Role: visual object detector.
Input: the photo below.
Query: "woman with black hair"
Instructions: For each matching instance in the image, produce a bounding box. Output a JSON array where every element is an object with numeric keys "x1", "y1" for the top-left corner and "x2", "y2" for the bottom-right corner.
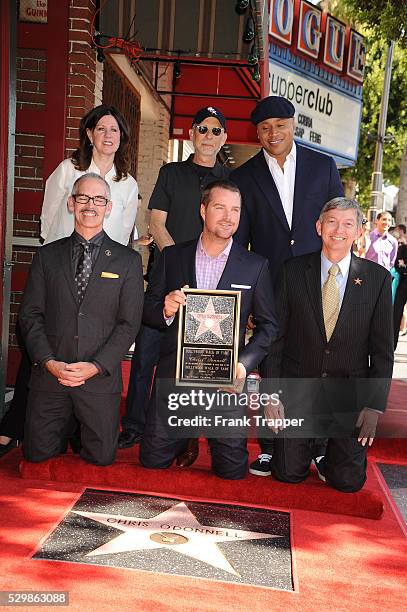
[{"x1": 40, "y1": 104, "x2": 138, "y2": 246}]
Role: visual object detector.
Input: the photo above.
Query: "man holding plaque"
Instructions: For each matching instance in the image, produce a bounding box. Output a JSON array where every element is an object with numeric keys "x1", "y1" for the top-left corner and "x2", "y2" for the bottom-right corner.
[
  {"x1": 140, "y1": 180, "x2": 278, "y2": 479},
  {"x1": 119, "y1": 106, "x2": 230, "y2": 457}
]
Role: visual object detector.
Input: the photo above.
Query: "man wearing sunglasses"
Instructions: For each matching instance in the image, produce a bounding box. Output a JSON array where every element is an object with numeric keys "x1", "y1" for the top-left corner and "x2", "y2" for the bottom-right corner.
[
  {"x1": 119, "y1": 107, "x2": 230, "y2": 467},
  {"x1": 148, "y1": 106, "x2": 228, "y2": 253},
  {"x1": 19, "y1": 173, "x2": 144, "y2": 466}
]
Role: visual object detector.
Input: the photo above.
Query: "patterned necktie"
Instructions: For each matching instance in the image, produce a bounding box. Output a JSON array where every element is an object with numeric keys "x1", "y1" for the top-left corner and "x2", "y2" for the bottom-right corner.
[
  {"x1": 322, "y1": 263, "x2": 340, "y2": 341},
  {"x1": 75, "y1": 243, "x2": 93, "y2": 303}
]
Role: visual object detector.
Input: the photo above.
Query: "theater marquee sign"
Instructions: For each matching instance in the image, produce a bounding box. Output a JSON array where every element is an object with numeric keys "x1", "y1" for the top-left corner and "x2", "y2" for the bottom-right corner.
[
  {"x1": 269, "y1": 61, "x2": 361, "y2": 162},
  {"x1": 269, "y1": 0, "x2": 364, "y2": 166}
]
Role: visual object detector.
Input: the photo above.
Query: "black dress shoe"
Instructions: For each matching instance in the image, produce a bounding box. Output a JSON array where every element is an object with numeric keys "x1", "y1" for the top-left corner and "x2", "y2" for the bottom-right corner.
[
  {"x1": 118, "y1": 430, "x2": 142, "y2": 449},
  {"x1": 68, "y1": 435, "x2": 82, "y2": 454},
  {"x1": 0, "y1": 439, "x2": 18, "y2": 458},
  {"x1": 176, "y1": 438, "x2": 199, "y2": 467}
]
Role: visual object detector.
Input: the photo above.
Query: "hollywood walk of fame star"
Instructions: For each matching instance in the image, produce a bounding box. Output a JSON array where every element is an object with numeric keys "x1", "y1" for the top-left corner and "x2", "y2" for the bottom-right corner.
[
  {"x1": 72, "y1": 501, "x2": 280, "y2": 576},
  {"x1": 189, "y1": 298, "x2": 230, "y2": 341},
  {"x1": 354, "y1": 277, "x2": 363, "y2": 285}
]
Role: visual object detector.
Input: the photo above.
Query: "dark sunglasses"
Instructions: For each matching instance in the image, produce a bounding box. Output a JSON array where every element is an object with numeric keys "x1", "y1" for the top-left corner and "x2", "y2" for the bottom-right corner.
[{"x1": 194, "y1": 124, "x2": 224, "y2": 136}]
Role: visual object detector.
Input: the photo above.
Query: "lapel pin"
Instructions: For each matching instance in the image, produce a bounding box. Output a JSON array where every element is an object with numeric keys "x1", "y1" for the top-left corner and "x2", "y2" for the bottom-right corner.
[
  {"x1": 354, "y1": 277, "x2": 362, "y2": 286},
  {"x1": 105, "y1": 249, "x2": 112, "y2": 256}
]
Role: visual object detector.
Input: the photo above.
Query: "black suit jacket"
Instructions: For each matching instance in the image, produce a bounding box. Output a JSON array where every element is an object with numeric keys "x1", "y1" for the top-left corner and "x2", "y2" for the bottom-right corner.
[
  {"x1": 143, "y1": 239, "x2": 279, "y2": 376},
  {"x1": 19, "y1": 233, "x2": 144, "y2": 394},
  {"x1": 230, "y1": 145, "x2": 344, "y2": 284},
  {"x1": 263, "y1": 251, "x2": 394, "y2": 413}
]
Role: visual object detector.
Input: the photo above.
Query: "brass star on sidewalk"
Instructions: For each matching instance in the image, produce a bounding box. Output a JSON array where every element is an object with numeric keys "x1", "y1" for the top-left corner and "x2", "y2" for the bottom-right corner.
[{"x1": 190, "y1": 297, "x2": 230, "y2": 340}]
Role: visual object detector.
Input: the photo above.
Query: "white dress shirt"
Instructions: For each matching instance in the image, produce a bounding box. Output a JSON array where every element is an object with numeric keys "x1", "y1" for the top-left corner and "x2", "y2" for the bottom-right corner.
[
  {"x1": 40, "y1": 158, "x2": 139, "y2": 245},
  {"x1": 320, "y1": 251, "x2": 352, "y2": 309},
  {"x1": 263, "y1": 143, "x2": 296, "y2": 228}
]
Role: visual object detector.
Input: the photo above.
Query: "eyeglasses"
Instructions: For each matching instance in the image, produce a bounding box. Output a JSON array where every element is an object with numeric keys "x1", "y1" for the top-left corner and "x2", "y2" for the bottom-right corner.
[
  {"x1": 194, "y1": 124, "x2": 224, "y2": 136},
  {"x1": 73, "y1": 194, "x2": 109, "y2": 207}
]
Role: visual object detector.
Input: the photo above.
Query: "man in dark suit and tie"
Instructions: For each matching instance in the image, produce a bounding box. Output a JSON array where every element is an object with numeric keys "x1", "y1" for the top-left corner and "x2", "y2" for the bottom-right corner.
[
  {"x1": 263, "y1": 197, "x2": 394, "y2": 492},
  {"x1": 19, "y1": 173, "x2": 144, "y2": 466},
  {"x1": 140, "y1": 179, "x2": 278, "y2": 479},
  {"x1": 230, "y1": 95, "x2": 344, "y2": 476}
]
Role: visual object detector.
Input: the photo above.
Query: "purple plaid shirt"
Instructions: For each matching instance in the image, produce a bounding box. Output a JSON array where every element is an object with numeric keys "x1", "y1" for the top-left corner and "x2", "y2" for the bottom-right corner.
[
  {"x1": 164, "y1": 236, "x2": 233, "y2": 324},
  {"x1": 195, "y1": 234, "x2": 233, "y2": 289}
]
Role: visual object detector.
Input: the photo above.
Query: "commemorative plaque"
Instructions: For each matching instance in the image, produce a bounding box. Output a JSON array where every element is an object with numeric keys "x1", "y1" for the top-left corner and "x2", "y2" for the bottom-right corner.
[{"x1": 176, "y1": 288, "x2": 241, "y2": 387}]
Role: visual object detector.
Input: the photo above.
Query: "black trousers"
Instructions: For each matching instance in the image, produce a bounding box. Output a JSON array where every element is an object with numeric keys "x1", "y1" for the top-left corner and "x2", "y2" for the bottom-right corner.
[
  {"x1": 0, "y1": 349, "x2": 31, "y2": 440},
  {"x1": 122, "y1": 324, "x2": 162, "y2": 434},
  {"x1": 394, "y1": 277, "x2": 407, "y2": 349},
  {"x1": 140, "y1": 377, "x2": 248, "y2": 480},
  {"x1": 140, "y1": 434, "x2": 248, "y2": 480},
  {"x1": 24, "y1": 388, "x2": 121, "y2": 466},
  {"x1": 270, "y1": 436, "x2": 368, "y2": 492}
]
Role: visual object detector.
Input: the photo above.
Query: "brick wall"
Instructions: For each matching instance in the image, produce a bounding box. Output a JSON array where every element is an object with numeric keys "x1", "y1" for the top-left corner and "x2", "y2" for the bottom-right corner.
[
  {"x1": 14, "y1": 50, "x2": 46, "y2": 240},
  {"x1": 135, "y1": 63, "x2": 172, "y2": 239},
  {"x1": 11, "y1": 50, "x2": 47, "y2": 364},
  {"x1": 8, "y1": 0, "x2": 98, "y2": 381},
  {"x1": 65, "y1": 0, "x2": 97, "y2": 159},
  {"x1": 136, "y1": 111, "x2": 171, "y2": 237},
  {"x1": 16, "y1": 48, "x2": 47, "y2": 109}
]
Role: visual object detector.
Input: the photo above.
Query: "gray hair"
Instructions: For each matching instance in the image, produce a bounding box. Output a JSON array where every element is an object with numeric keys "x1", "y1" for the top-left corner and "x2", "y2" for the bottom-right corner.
[
  {"x1": 71, "y1": 172, "x2": 111, "y2": 200},
  {"x1": 319, "y1": 197, "x2": 364, "y2": 228}
]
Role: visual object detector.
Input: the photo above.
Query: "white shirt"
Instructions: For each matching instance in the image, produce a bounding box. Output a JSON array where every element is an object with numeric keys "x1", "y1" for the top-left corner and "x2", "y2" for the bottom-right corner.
[
  {"x1": 320, "y1": 251, "x2": 352, "y2": 309},
  {"x1": 40, "y1": 158, "x2": 139, "y2": 245},
  {"x1": 263, "y1": 143, "x2": 296, "y2": 228}
]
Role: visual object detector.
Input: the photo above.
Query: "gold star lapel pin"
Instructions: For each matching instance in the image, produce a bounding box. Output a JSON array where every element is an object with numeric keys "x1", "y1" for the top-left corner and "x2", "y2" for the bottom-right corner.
[{"x1": 354, "y1": 277, "x2": 362, "y2": 286}]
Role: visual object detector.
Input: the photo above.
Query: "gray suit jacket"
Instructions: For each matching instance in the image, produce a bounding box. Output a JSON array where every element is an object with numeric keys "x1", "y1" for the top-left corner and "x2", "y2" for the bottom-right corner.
[{"x1": 19, "y1": 232, "x2": 144, "y2": 394}]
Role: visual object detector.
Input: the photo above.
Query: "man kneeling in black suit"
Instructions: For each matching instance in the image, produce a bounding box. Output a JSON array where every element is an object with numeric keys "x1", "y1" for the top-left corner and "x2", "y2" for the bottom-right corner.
[
  {"x1": 19, "y1": 173, "x2": 144, "y2": 466},
  {"x1": 263, "y1": 197, "x2": 394, "y2": 492},
  {"x1": 140, "y1": 179, "x2": 278, "y2": 479}
]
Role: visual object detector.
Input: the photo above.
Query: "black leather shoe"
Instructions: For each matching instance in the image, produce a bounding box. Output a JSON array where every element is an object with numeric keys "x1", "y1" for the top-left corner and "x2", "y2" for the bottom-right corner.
[
  {"x1": 68, "y1": 435, "x2": 82, "y2": 454},
  {"x1": 0, "y1": 439, "x2": 18, "y2": 458},
  {"x1": 118, "y1": 430, "x2": 142, "y2": 449},
  {"x1": 176, "y1": 438, "x2": 199, "y2": 467}
]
